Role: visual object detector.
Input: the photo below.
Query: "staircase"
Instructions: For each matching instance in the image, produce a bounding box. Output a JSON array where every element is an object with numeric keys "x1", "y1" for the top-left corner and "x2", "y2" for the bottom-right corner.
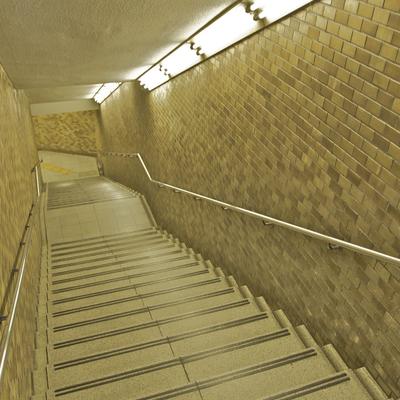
[{"x1": 32, "y1": 177, "x2": 393, "y2": 400}]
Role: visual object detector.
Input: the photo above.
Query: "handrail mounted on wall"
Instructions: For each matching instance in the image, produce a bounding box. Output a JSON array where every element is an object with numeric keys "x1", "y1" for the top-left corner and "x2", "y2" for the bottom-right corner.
[
  {"x1": 0, "y1": 161, "x2": 43, "y2": 387},
  {"x1": 103, "y1": 151, "x2": 400, "y2": 267}
]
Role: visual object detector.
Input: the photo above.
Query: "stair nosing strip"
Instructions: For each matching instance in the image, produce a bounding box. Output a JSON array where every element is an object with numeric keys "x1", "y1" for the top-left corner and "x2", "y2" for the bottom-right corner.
[
  {"x1": 52, "y1": 270, "x2": 214, "y2": 305},
  {"x1": 135, "y1": 348, "x2": 318, "y2": 400},
  {"x1": 51, "y1": 232, "x2": 157, "y2": 252},
  {"x1": 54, "y1": 313, "x2": 269, "y2": 369},
  {"x1": 52, "y1": 288, "x2": 235, "y2": 331},
  {"x1": 51, "y1": 244, "x2": 175, "y2": 268},
  {"x1": 259, "y1": 371, "x2": 350, "y2": 400},
  {"x1": 51, "y1": 248, "x2": 182, "y2": 271},
  {"x1": 51, "y1": 253, "x2": 188, "y2": 277},
  {"x1": 51, "y1": 259, "x2": 199, "y2": 286},
  {"x1": 51, "y1": 234, "x2": 164, "y2": 257},
  {"x1": 53, "y1": 299, "x2": 250, "y2": 349},
  {"x1": 51, "y1": 264, "x2": 205, "y2": 293},
  {"x1": 52, "y1": 329, "x2": 291, "y2": 396},
  {"x1": 51, "y1": 227, "x2": 155, "y2": 247},
  {"x1": 52, "y1": 277, "x2": 222, "y2": 314},
  {"x1": 51, "y1": 238, "x2": 168, "y2": 261}
]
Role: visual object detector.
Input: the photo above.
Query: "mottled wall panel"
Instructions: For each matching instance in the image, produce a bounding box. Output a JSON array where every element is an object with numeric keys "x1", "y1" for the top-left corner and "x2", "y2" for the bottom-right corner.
[
  {"x1": 0, "y1": 64, "x2": 42, "y2": 400},
  {"x1": 97, "y1": 0, "x2": 400, "y2": 396},
  {"x1": 33, "y1": 110, "x2": 99, "y2": 155}
]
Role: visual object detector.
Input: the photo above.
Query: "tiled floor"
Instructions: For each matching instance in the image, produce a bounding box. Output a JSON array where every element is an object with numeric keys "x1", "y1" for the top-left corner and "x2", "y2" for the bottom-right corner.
[
  {"x1": 39, "y1": 150, "x2": 99, "y2": 183},
  {"x1": 47, "y1": 197, "x2": 153, "y2": 242}
]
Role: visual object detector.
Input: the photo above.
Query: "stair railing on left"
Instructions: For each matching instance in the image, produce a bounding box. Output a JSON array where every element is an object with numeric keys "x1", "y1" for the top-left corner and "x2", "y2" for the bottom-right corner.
[
  {"x1": 0, "y1": 159, "x2": 43, "y2": 387},
  {"x1": 102, "y1": 151, "x2": 400, "y2": 267}
]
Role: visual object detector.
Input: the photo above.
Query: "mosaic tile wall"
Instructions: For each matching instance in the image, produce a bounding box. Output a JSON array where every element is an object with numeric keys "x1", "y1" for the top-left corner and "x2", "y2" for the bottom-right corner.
[
  {"x1": 97, "y1": 0, "x2": 400, "y2": 396},
  {"x1": 0, "y1": 64, "x2": 42, "y2": 399},
  {"x1": 33, "y1": 110, "x2": 99, "y2": 155}
]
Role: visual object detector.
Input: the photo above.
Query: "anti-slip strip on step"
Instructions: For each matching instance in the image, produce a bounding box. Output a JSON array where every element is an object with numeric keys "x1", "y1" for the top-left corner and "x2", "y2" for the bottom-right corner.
[
  {"x1": 50, "y1": 232, "x2": 161, "y2": 256},
  {"x1": 53, "y1": 299, "x2": 250, "y2": 349},
  {"x1": 51, "y1": 227, "x2": 155, "y2": 248},
  {"x1": 258, "y1": 372, "x2": 350, "y2": 400},
  {"x1": 52, "y1": 277, "x2": 223, "y2": 315},
  {"x1": 54, "y1": 313, "x2": 270, "y2": 370},
  {"x1": 52, "y1": 271, "x2": 216, "y2": 305},
  {"x1": 52, "y1": 329, "x2": 291, "y2": 396},
  {"x1": 47, "y1": 195, "x2": 135, "y2": 209},
  {"x1": 52, "y1": 288, "x2": 235, "y2": 331},
  {"x1": 48, "y1": 198, "x2": 135, "y2": 210},
  {"x1": 48, "y1": 192, "x2": 132, "y2": 200},
  {"x1": 51, "y1": 234, "x2": 165, "y2": 258},
  {"x1": 51, "y1": 233, "x2": 159, "y2": 254},
  {"x1": 51, "y1": 238, "x2": 168, "y2": 262},
  {"x1": 51, "y1": 259, "x2": 199, "y2": 286},
  {"x1": 51, "y1": 244, "x2": 176, "y2": 268},
  {"x1": 134, "y1": 348, "x2": 318, "y2": 400},
  {"x1": 51, "y1": 238, "x2": 175, "y2": 266},
  {"x1": 51, "y1": 248, "x2": 182, "y2": 271},
  {"x1": 51, "y1": 254, "x2": 191, "y2": 279},
  {"x1": 51, "y1": 263, "x2": 205, "y2": 293}
]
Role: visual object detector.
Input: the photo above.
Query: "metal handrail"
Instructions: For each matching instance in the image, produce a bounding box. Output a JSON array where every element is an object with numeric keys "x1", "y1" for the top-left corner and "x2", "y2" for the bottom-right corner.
[
  {"x1": 0, "y1": 164, "x2": 42, "y2": 387},
  {"x1": 104, "y1": 151, "x2": 400, "y2": 267}
]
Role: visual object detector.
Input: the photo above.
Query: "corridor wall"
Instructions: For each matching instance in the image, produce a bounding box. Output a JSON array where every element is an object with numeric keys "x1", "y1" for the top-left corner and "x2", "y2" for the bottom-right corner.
[{"x1": 0, "y1": 64, "x2": 42, "y2": 399}]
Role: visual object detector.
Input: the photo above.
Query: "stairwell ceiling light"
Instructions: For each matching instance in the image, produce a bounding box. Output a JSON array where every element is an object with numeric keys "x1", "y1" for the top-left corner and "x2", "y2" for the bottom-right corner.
[
  {"x1": 191, "y1": 4, "x2": 256, "y2": 58},
  {"x1": 137, "y1": 0, "x2": 313, "y2": 91},
  {"x1": 93, "y1": 82, "x2": 121, "y2": 103},
  {"x1": 161, "y1": 43, "x2": 201, "y2": 77},
  {"x1": 138, "y1": 66, "x2": 169, "y2": 90},
  {"x1": 254, "y1": 0, "x2": 312, "y2": 23}
]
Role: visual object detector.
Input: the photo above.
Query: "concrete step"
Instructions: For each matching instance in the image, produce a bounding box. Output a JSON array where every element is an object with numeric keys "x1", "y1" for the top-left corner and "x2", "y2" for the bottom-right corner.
[
  {"x1": 49, "y1": 275, "x2": 230, "y2": 314},
  {"x1": 50, "y1": 227, "x2": 157, "y2": 250},
  {"x1": 48, "y1": 287, "x2": 245, "y2": 340},
  {"x1": 50, "y1": 232, "x2": 166, "y2": 259},
  {"x1": 48, "y1": 295, "x2": 259, "y2": 344},
  {"x1": 49, "y1": 258, "x2": 203, "y2": 291},
  {"x1": 47, "y1": 297, "x2": 273, "y2": 365},
  {"x1": 47, "y1": 329, "x2": 306, "y2": 397},
  {"x1": 49, "y1": 248, "x2": 192, "y2": 280},
  {"x1": 49, "y1": 262, "x2": 213, "y2": 301},
  {"x1": 50, "y1": 241, "x2": 179, "y2": 270},
  {"x1": 49, "y1": 286, "x2": 238, "y2": 327},
  {"x1": 57, "y1": 347, "x2": 331, "y2": 400}
]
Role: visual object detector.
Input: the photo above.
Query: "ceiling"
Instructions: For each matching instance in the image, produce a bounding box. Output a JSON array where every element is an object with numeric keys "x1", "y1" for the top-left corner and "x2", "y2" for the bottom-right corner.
[{"x1": 0, "y1": 0, "x2": 234, "y2": 103}]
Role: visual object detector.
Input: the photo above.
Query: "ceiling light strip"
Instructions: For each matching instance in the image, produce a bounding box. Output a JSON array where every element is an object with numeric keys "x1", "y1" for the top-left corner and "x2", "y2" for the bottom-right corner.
[
  {"x1": 139, "y1": 0, "x2": 313, "y2": 91},
  {"x1": 93, "y1": 82, "x2": 122, "y2": 104}
]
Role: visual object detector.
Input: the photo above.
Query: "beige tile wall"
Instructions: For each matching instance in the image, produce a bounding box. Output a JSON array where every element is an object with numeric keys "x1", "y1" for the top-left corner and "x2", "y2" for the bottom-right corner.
[
  {"x1": 0, "y1": 64, "x2": 42, "y2": 400},
  {"x1": 97, "y1": 0, "x2": 399, "y2": 396},
  {"x1": 33, "y1": 110, "x2": 99, "y2": 155}
]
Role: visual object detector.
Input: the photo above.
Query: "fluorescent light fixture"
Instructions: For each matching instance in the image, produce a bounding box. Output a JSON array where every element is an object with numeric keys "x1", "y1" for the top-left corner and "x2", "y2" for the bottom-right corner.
[
  {"x1": 161, "y1": 43, "x2": 201, "y2": 77},
  {"x1": 93, "y1": 82, "x2": 121, "y2": 103},
  {"x1": 192, "y1": 4, "x2": 256, "y2": 58},
  {"x1": 138, "y1": 66, "x2": 169, "y2": 90},
  {"x1": 138, "y1": 0, "x2": 313, "y2": 91},
  {"x1": 254, "y1": 0, "x2": 312, "y2": 23}
]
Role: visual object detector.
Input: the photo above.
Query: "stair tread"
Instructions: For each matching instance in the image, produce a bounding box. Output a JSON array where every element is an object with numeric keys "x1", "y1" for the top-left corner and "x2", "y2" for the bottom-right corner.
[
  {"x1": 48, "y1": 328, "x2": 303, "y2": 392},
  {"x1": 49, "y1": 289, "x2": 243, "y2": 340},
  {"x1": 50, "y1": 276, "x2": 228, "y2": 313}
]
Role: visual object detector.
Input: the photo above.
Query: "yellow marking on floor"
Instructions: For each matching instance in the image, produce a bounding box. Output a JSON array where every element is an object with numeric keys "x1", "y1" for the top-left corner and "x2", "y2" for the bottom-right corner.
[{"x1": 42, "y1": 162, "x2": 74, "y2": 175}]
